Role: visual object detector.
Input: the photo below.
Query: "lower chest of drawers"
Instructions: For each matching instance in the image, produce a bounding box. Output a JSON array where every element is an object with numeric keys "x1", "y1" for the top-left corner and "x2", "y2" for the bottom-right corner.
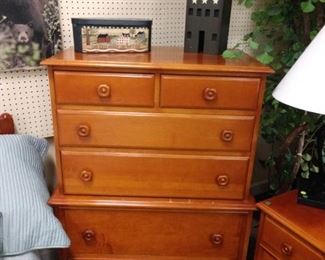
[{"x1": 52, "y1": 196, "x2": 254, "y2": 260}]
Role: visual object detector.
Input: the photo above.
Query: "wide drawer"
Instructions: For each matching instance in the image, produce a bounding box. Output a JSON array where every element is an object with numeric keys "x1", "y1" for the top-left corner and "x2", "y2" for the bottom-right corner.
[
  {"x1": 63, "y1": 208, "x2": 246, "y2": 259},
  {"x1": 260, "y1": 216, "x2": 323, "y2": 260},
  {"x1": 160, "y1": 75, "x2": 260, "y2": 110},
  {"x1": 57, "y1": 110, "x2": 255, "y2": 151},
  {"x1": 61, "y1": 150, "x2": 249, "y2": 199},
  {"x1": 54, "y1": 71, "x2": 155, "y2": 107}
]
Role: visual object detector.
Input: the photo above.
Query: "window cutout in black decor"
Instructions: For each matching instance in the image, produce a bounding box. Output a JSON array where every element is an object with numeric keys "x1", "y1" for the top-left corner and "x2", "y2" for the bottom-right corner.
[
  {"x1": 198, "y1": 30, "x2": 205, "y2": 53},
  {"x1": 214, "y1": 9, "x2": 220, "y2": 17},
  {"x1": 187, "y1": 31, "x2": 192, "y2": 39},
  {"x1": 212, "y1": 33, "x2": 217, "y2": 41},
  {"x1": 205, "y1": 9, "x2": 210, "y2": 17},
  {"x1": 197, "y1": 8, "x2": 202, "y2": 16},
  {"x1": 189, "y1": 8, "x2": 193, "y2": 16}
]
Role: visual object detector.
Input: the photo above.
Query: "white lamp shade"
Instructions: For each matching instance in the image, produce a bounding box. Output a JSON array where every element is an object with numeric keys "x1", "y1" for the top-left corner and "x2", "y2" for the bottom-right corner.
[{"x1": 272, "y1": 26, "x2": 325, "y2": 115}]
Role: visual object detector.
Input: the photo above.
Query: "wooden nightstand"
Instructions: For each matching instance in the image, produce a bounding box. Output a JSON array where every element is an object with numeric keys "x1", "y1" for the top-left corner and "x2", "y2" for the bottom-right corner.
[{"x1": 255, "y1": 190, "x2": 325, "y2": 260}]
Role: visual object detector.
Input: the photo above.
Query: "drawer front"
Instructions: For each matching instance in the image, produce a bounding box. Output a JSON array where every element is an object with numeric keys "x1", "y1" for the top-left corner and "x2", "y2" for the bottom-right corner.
[
  {"x1": 261, "y1": 216, "x2": 323, "y2": 260},
  {"x1": 64, "y1": 209, "x2": 246, "y2": 259},
  {"x1": 255, "y1": 246, "x2": 279, "y2": 260},
  {"x1": 61, "y1": 150, "x2": 249, "y2": 199},
  {"x1": 160, "y1": 75, "x2": 260, "y2": 110},
  {"x1": 57, "y1": 111, "x2": 255, "y2": 151},
  {"x1": 54, "y1": 71, "x2": 155, "y2": 107}
]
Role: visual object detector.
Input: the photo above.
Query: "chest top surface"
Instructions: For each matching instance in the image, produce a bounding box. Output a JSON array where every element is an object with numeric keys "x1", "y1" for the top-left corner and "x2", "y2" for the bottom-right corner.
[{"x1": 41, "y1": 47, "x2": 273, "y2": 75}]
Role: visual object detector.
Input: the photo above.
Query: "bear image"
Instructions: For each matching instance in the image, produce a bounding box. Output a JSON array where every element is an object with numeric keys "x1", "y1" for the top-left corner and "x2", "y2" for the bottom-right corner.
[
  {"x1": 0, "y1": 0, "x2": 46, "y2": 40},
  {"x1": 5, "y1": 22, "x2": 37, "y2": 68},
  {"x1": 0, "y1": 0, "x2": 62, "y2": 70},
  {"x1": 0, "y1": 0, "x2": 49, "y2": 57},
  {"x1": 11, "y1": 23, "x2": 34, "y2": 44}
]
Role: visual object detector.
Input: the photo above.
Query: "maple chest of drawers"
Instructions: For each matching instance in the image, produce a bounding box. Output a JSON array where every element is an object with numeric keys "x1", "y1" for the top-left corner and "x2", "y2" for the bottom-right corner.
[{"x1": 42, "y1": 47, "x2": 272, "y2": 259}]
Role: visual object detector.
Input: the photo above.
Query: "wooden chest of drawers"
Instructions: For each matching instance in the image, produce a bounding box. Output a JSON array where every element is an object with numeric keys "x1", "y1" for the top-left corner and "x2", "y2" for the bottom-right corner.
[{"x1": 42, "y1": 47, "x2": 273, "y2": 259}]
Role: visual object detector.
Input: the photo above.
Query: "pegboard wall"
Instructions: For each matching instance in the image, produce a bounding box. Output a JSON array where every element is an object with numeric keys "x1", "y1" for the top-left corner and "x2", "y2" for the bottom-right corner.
[{"x1": 0, "y1": 0, "x2": 257, "y2": 137}]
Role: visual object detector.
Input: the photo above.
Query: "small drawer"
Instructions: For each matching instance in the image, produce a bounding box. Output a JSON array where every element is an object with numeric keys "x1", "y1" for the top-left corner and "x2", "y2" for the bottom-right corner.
[
  {"x1": 63, "y1": 208, "x2": 245, "y2": 259},
  {"x1": 160, "y1": 75, "x2": 261, "y2": 110},
  {"x1": 261, "y1": 216, "x2": 323, "y2": 260},
  {"x1": 54, "y1": 71, "x2": 155, "y2": 107},
  {"x1": 61, "y1": 150, "x2": 249, "y2": 199},
  {"x1": 255, "y1": 245, "x2": 278, "y2": 260},
  {"x1": 57, "y1": 110, "x2": 255, "y2": 151}
]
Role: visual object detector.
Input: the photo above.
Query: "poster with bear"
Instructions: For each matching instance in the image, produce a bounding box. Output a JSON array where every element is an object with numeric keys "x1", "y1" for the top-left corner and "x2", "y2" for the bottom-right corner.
[{"x1": 0, "y1": 0, "x2": 62, "y2": 71}]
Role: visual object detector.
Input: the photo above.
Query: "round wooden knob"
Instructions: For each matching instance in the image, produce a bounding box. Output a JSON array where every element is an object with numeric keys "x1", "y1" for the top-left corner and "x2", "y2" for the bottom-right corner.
[
  {"x1": 216, "y1": 175, "x2": 229, "y2": 187},
  {"x1": 78, "y1": 124, "x2": 90, "y2": 137},
  {"x1": 221, "y1": 130, "x2": 234, "y2": 142},
  {"x1": 203, "y1": 88, "x2": 217, "y2": 101},
  {"x1": 281, "y1": 243, "x2": 293, "y2": 256},
  {"x1": 210, "y1": 233, "x2": 223, "y2": 246},
  {"x1": 82, "y1": 230, "x2": 96, "y2": 242},
  {"x1": 97, "y1": 84, "x2": 111, "y2": 98},
  {"x1": 80, "y1": 170, "x2": 93, "y2": 182}
]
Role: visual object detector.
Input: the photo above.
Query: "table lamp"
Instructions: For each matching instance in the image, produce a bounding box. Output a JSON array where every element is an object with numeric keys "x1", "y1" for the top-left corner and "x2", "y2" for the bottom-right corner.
[{"x1": 272, "y1": 25, "x2": 325, "y2": 208}]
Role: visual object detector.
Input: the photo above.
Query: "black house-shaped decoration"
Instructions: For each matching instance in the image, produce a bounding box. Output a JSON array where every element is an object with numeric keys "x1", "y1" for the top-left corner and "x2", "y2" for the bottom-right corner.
[{"x1": 184, "y1": 0, "x2": 233, "y2": 55}]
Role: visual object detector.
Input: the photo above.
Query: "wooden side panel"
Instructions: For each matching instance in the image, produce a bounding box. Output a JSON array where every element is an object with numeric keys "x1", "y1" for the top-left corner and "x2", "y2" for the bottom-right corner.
[
  {"x1": 57, "y1": 111, "x2": 255, "y2": 152},
  {"x1": 54, "y1": 71, "x2": 155, "y2": 107},
  {"x1": 160, "y1": 75, "x2": 260, "y2": 110},
  {"x1": 61, "y1": 150, "x2": 249, "y2": 199}
]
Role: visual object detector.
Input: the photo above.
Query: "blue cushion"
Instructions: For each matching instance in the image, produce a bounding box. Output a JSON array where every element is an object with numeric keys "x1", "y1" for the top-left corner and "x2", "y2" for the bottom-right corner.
[{"x1": 0, "y1": 135, "x2": 70, "y2": 257}]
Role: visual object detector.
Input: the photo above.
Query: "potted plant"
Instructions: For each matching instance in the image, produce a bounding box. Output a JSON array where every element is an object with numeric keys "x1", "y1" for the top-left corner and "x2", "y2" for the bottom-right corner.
[{"x1": 224, "y1": 0, "x2": 325, "y2": 194}]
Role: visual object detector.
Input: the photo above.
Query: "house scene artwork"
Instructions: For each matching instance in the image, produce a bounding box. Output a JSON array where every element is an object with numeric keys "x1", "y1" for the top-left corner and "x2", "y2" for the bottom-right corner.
[
  {"x1": 81, "y1": 26, "x2": 150, "y2": 53},
  {"x1": 0, "y1": 0, "x2": 62, "y2": 71}
]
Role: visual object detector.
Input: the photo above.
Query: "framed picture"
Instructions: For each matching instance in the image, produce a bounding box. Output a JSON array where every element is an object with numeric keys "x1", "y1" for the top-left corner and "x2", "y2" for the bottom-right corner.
[
  {"x1": 0, "y1": 0, "x2": 62, "y2": 71},
  {"x1": 72, "y1": 18, "x2": 152, "y2": 53}
]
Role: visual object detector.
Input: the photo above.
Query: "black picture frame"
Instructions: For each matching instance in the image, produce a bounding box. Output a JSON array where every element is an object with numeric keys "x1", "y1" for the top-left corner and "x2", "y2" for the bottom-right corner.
[{"x1": 72, "y1": 18, "x2": 152, "y2": 53}]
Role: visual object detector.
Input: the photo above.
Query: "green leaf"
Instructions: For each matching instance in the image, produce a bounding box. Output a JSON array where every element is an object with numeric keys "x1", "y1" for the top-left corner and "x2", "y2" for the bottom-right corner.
[
  {"x1": 301, "y1": 1, "x2": 315, "y2": 13},
  {"x1": 310, "y1": 164, "x2": 319, "y2": 173},
  {"x1": 264, "y1": 44, "x2": 274, "y2": 53},
  {"x1": 248, "y1": 38, "x2": 259, "y2": 50},
  {"x1": 267, "y1": 5, "x2": 282, "y2": 16},
  {"x1": 222, "y1": 49, "x2": 243, "y2": 59},
  {"x1": 256, "y1": 52, "x2": 274, "y2": 64},
  {"x1": 301, "y1": 170, "x2": 310, "y2": 179},
  {"x1": 243, "y1": 0, "x2": 254, "y2": 8},
  {"x1": 301, "y1": 162, "x2": 309, "y2": 171},
  {"x1": 303, "y1": 153, "x2": 312, "y2": 161},
  {"x1": 271, "y1": 62, "x2": 283, "y2": 71},
  {"x1": 310, "y1": 30, "x2": 318, "y2": 40}
]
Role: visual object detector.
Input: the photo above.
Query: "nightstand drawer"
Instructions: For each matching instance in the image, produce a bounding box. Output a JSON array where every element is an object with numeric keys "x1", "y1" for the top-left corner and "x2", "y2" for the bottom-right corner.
[
  {"x1": 256, "y1": 246, "x2": 278, "y2": 260},
  {"x1": 261, "y1": 216, "x2": 323, "y2": 260},
  {"x1": 54, "y1": 71, "x2": 155, "y2": 107},
  {"x1": 57, "y1": 110, "x2": 255, "y2": 151},
  {"x1": 61, "y1": 150, "x2": 249, "y2": 199},
  {"x1": 160, "y1": 75, "x2": 260, "y2": 110},
  {"x1": 64, "y1": 208, "x2": 244, "y2": 259}
]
